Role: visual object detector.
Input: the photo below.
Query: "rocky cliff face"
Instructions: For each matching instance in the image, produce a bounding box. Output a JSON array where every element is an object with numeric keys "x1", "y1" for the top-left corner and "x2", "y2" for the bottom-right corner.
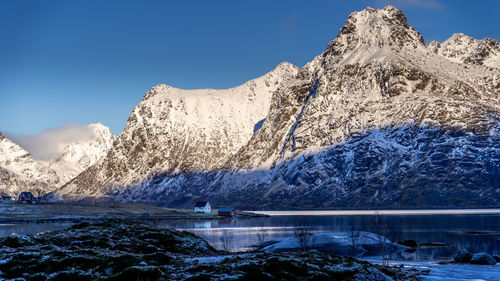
[
  {"x1": 57, "y1": 6, "x2": 500, "y2": 208},
  {"x1": 224, "y1": 6, "x2": 499, "y2": 170},
  {"x1": 0, "y1": 124, "x2": 114, "y2": 197},
  {"x1": 428, "y1": 33, "x2": 500, "y2": 68},
  {"x1": 58, "y1": 63, "x2": 299, "y2": 198}
]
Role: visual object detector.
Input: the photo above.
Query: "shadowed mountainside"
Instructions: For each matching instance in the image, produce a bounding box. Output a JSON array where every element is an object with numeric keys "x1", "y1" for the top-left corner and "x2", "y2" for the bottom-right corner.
[{"x1": 116, "y1": 126, "x2": 499, "y2": 209}]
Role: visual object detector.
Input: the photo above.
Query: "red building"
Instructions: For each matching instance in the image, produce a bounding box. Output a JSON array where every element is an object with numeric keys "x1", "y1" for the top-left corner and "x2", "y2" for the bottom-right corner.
[
  {"x1": 17, "y1": 192, "x2": 36, "y2": 203},
  {"x1": 218, "y1": 207, "x2": 235, "y2": 217}
]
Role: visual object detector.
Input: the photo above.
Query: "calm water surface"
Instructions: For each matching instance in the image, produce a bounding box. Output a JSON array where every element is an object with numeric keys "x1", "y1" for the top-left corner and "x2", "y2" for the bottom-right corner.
[
  {"x1": 159, "y1": 210, "x2": 500, "y2": 261},
  {"x1": 0, "y1": 223, "x2": 72, "y2": 236},
  {"x1": 1, "y1": 210, "x2": 500, "y2": 262}
]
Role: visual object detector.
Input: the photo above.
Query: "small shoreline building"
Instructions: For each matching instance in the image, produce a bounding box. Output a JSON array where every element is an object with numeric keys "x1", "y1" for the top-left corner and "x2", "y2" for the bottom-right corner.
[
  {"x1": 218, "y1": 207, "x2": 235, "y2": 217},
  {"x1": 194, "y1": 201, "x2": 211, "y2": 214},
  {"x1": 17, "y1": 192, "x2": 36, "y2": 204}
]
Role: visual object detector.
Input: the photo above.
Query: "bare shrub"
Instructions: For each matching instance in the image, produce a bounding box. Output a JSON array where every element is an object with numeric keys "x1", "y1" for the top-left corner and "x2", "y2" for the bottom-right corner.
[
  {"x1": 220, "y1": 229, "x2": 234, "y2": 252},
  {"x1": 348, "y1": 226, "x2": 361, "y2": 253},
  {"x1": 294, "y1": 219, "x2": 313, "y2": 252},
  {"x1": 385, "y1": 220, "x2": 401, "y2": 261},
  {"x1": 256, "y1": 224, "x2": 269, "y2": 246},
  {"x1": 371, "y1": 211, "x2": 390, "y2": 266}
]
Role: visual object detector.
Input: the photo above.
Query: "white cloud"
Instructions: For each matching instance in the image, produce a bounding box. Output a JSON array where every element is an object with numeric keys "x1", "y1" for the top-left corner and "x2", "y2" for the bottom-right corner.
[{"x1": 6, "y1": 123, "x2": 99, "y2": 160}]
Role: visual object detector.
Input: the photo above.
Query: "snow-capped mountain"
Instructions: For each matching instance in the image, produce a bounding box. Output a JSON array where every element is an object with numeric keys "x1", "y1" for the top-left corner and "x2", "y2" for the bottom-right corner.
[
  {"x1": 428, "y1": 33, "x2": 500, "y2": 68},
  {"x1": 58, "y1": 63, "x2": 299, "y2": 197},
  {"x1": 0, "y1": 132, "x2": 60, "y2": 196},
  {"x1": 58, "y1": 6, "x2": 500, "y2": 208},
  {"x1": 46, "y1": 123, "x2": 115, "y2": 185},
  {"x1": 0, "y1": 124, "x2": 114, "y2": 196}
]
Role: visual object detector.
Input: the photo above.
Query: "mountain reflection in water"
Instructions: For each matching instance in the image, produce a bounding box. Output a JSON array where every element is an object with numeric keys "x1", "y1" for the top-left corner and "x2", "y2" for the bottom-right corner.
[{"x1": 160, "y1": 209, "x2": 500, "y2": 261}]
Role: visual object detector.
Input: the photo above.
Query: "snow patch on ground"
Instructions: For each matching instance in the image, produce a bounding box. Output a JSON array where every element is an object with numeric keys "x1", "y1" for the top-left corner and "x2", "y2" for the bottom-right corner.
[{"x1": 383, "y1": 260, "x2": 500, "y2": 281}]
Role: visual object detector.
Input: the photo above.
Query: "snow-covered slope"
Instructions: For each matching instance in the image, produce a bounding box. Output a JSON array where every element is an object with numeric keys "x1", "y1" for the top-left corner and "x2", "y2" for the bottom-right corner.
[
  {"x1": 58, "y1": 63, "x2": 299, "y2": 198},
  {"x1": 58, "y1": 6, "x2": 500, "y2": 208},
  {"x1": 0, "y1": 124, "x2": 114, "y2": 197},
  {"x1": 223, "y1": 7, "x2": 499, "y2": 170},
  {"x1": 0, "y1": 132, "x2": 59, "y2": 196},
  {"x1": 211, "y1": 7, "x2": 500, "y2": 208},
  {"x1": 45, "y1": 123, "x2": 114, "y2": 184},
  {"x1": 428, "y1": 33, "x2": 500, "y2": 68}
]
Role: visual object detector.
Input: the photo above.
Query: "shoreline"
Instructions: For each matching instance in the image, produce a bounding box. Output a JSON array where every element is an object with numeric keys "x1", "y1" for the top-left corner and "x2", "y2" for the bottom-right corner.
[
  {"x1": 2, "y1": 203, "x2": 500, "y2": 223},
  {"x1": 1, "y1": 206, "x2": 499, "y2": 279},
  {"x1": 253, "y1": 208, "x2": 500, "y2": 216},
  {"x1": 0, "y1": 203, "x2": 267, "y2": 224},
  {"x1": 0, "y1": 219, "x2": 419, "y2": 280}
]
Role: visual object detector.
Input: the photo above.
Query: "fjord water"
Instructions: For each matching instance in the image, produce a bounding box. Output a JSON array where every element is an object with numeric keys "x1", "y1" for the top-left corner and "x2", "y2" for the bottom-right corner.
[
  {"x1": 1, "y1": 210, "x2": 500, "y2": 262},
  {"x1": 161, "y1": 210, "x2": 500, "y2": 261},
  {"x1": 0, "y1": 222, "x2": 72, "y2": 236}
]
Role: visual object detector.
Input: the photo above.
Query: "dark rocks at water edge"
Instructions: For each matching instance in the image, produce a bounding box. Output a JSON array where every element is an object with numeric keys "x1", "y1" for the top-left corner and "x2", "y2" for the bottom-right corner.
[
  {"x1": 454, "y1": 251, "x2": 497, "y2": 265},
  {"x1": 454, "y1": 251, "x2": 473, "y2": 263},
  {"x1": 470, "y1": 252, "x2": 497, "y2": 265},
  {"x1": 0, "y1": 219, "x2": 216, "y2": 281},
  {"x1": 398, "y1": 240, "x2": 419, "y2": 248},
  {"x1": 0, "y1": 220, "x2": 420, "y2": 281}
]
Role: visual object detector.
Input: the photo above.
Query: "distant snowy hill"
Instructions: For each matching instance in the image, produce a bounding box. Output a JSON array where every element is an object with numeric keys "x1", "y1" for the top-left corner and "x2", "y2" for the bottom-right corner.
[
  {"x1": 0, "y1": 132, "x2": 59, "y2": 196},
  {"x1": 57, "y1": 6, "x2": 500, "y2": 208},
  {"x1": 428, "y1": 33, "x2": 500, "y2": 68},
  {"x1": 0, "y1": 124, "x2": 114, "y2": 197},
  {"x1": 46, "y1": 123, "x2": 114, "y2": 185}
]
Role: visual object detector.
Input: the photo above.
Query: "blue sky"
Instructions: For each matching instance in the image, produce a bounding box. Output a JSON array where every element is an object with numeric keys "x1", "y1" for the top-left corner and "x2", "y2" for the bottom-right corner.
[{"x1": 1, "y1": 0, "x2": 499, "y2": 136}]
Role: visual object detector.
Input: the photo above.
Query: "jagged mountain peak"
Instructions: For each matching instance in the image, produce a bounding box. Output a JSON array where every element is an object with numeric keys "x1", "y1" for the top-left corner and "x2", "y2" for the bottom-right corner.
[
  {"x1": 444, "y1": 33, "x2": 500, "y2": 46},
  {"x1": 47, "y1": 123, "x2": 115, "y2": 185},
  {"x1": 327, "y1": 6, "x2": 424, "y2": 57},
  {"x1": 429, "y1": 32, "x2": 500, "y2": 68},
  {"x1": 274, "y1": 61, "x2": 298, "y2": 71},
  {"x1": 57, "y1": 123, "x2": 114, "y2": 161},
  {"x1": 448, "y1": 32, "x2": 473, "y2": 41},
  {"x1": 88, "y1": 122, "x2": 112, "y2": 135}
]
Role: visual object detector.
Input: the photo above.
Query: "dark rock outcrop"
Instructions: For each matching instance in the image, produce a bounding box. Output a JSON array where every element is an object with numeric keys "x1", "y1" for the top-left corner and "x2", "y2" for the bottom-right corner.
[
  {"x1": 454, "y1": 251, "x2": 473, "y2": 263},
  {"x1": 470, "y1": 252, "x2": 497, "y2": 265}
]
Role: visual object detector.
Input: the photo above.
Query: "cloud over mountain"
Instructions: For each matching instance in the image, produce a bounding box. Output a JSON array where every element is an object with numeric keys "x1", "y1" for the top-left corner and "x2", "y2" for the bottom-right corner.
[{"x1": 6, "y1": 123, "x2": 107, "y2": 161}]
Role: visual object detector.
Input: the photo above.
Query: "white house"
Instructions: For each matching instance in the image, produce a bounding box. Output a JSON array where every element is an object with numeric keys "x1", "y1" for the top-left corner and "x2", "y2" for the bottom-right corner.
[{"x1": 194, "y1": 201, "x2": 211, "y2": 214}]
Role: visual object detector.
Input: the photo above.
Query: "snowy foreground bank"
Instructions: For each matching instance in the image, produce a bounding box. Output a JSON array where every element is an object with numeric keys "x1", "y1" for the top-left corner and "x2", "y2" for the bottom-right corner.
[
  {"x1": 261, "y1": 232, "x2": 500, "y2": 280},
  {"x1": 261, "y1": 231, "x2": 404, "y2": 255},
  {"x1": 381, "y1": 260, "x2": 500, "y2": 281},
  {"x1": 0, "y1": 219, "x2": 419, "y2": 280}
]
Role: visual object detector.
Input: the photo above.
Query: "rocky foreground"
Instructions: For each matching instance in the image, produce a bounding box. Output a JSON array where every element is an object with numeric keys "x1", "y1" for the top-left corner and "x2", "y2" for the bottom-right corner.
[{"x1": 0, "y1": 220, "x2": 420, "y2": 280}]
